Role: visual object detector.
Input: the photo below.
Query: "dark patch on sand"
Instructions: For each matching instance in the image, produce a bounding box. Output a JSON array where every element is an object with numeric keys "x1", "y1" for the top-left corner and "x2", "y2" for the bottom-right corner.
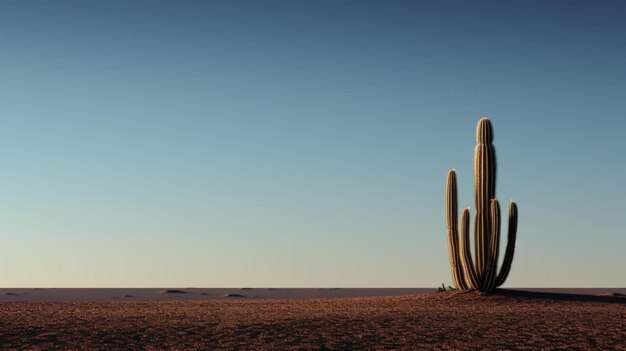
[
  {"x1": 597, "y1": 292, "x2": 625, "y2": 298},
  {"x1": 160, "y1": 289, "x2": 191, "y2": 294},
  {"x1": 224, "y1": 293, "x2": 246, "y2": 298},
  {"x1": 5, "y1": 292, "x2": 21, "y2": 296}
]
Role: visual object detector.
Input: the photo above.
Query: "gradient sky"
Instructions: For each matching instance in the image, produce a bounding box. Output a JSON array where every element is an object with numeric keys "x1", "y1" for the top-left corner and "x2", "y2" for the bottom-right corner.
[{"x1": 1, "y1": 1, "x2": 625, "y2": 287}]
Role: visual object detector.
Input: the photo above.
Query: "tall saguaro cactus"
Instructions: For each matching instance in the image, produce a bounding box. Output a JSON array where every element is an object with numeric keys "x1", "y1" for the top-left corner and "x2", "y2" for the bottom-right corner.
[{"x1": 445, "y1": 118, "x2": 518, "y2": 292}]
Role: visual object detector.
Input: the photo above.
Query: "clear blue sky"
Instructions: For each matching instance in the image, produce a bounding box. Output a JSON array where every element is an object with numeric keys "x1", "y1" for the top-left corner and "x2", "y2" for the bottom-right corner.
[{"x1": 1, "y1": 0, "x2": 624, "y2": 287}]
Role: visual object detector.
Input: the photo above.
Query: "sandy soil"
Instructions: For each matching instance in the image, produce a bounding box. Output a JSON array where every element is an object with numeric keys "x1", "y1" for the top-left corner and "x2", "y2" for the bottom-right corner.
[{"x1": 1, "y1": 289, "x2": 624, "y2": 350}]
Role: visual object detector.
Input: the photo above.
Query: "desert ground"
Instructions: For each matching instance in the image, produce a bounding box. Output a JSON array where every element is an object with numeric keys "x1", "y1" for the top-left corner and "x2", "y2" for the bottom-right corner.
[{"x1": 1, "y1": 288, "x2": 624, "y2": 350}]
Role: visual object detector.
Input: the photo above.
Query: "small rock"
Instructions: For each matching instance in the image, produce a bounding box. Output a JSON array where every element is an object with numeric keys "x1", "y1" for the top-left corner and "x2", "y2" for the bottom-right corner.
[
  {"x1": 223, "y1": 293, "x2": 246, "y2": 298},
  {"x1": 160, "y1": 289, "x2": 191, "y2": 294}
]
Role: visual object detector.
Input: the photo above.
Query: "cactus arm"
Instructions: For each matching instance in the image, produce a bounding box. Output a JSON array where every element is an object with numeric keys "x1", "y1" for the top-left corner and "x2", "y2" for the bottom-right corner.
[
  {"x1": 496, "y1": 201, "x2": 518, "y2": 287},
  {"x1": 484, "y1": 199, "x2": 501, "y2": 292},
  {"x1": 459, "y1": 207, "x2": 479, "y2": 290},
  {"x1": 445, "y1": 169, "x2": 467, "y2": 289}
]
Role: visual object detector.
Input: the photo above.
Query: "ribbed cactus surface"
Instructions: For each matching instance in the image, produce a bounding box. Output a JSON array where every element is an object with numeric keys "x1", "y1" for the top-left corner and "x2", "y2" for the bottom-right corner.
[
  {"x1": 445, "y1": 170, "x2": 467, "y2": 290},
  {"x1": 445, "y1": 118, "x2": 518, "y2": 292}
]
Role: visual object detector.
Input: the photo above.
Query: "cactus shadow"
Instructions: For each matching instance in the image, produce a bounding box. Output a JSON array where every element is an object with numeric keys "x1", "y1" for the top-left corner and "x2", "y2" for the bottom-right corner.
[{"x1": 496, "y1": 289, "x2": 626, "y2": 305}]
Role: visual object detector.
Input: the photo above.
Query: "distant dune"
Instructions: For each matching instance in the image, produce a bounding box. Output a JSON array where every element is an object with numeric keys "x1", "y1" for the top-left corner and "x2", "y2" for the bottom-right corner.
[
  {"x1": 0, "y1": 288, "x2": 435, "y2": 302},
  {"x1": 0, "y1": 287, "x2": 624, "y2": 302}
]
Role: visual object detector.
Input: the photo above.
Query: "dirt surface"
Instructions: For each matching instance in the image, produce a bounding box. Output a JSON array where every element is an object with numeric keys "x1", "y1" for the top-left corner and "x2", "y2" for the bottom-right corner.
[{"x1": 1, "y1": 289, "x2": 624, "y2": 350}]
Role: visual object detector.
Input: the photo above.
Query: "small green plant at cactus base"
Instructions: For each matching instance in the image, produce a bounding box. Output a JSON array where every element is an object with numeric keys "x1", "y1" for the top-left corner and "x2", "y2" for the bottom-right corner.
[
  {"x1": 445, "y1": 118, "x2": 519, "y2": 293},
  {"x1": 435, "y1": 283, "x2": 456, "y2": 292}
]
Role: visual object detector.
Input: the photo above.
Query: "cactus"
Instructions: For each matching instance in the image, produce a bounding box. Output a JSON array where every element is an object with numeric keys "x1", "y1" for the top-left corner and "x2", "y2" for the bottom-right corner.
[{"x1": 445, "y1": 118, "x2": 518, "y2": 292}]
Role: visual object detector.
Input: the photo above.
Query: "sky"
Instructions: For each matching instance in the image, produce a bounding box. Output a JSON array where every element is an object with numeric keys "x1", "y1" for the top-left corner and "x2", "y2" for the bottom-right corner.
[{"x1": 1, "y1": 0, "x2": 625, "y2": 288}]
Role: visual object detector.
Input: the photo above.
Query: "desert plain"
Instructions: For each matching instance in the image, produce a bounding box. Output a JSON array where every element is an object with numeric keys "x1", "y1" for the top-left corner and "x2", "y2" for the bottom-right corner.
[{"x1": 1, "y1": 287, "x2": 624, "y2": 350}]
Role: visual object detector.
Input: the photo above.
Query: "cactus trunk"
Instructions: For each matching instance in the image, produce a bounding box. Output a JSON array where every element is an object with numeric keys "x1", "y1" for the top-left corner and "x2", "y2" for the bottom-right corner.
[
  {"x1": 473, "y1": 119, "x2": 496, "y2": 285},
  {"x1": 444, "y1": 117, "x2": 519, "y2": 293}
]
